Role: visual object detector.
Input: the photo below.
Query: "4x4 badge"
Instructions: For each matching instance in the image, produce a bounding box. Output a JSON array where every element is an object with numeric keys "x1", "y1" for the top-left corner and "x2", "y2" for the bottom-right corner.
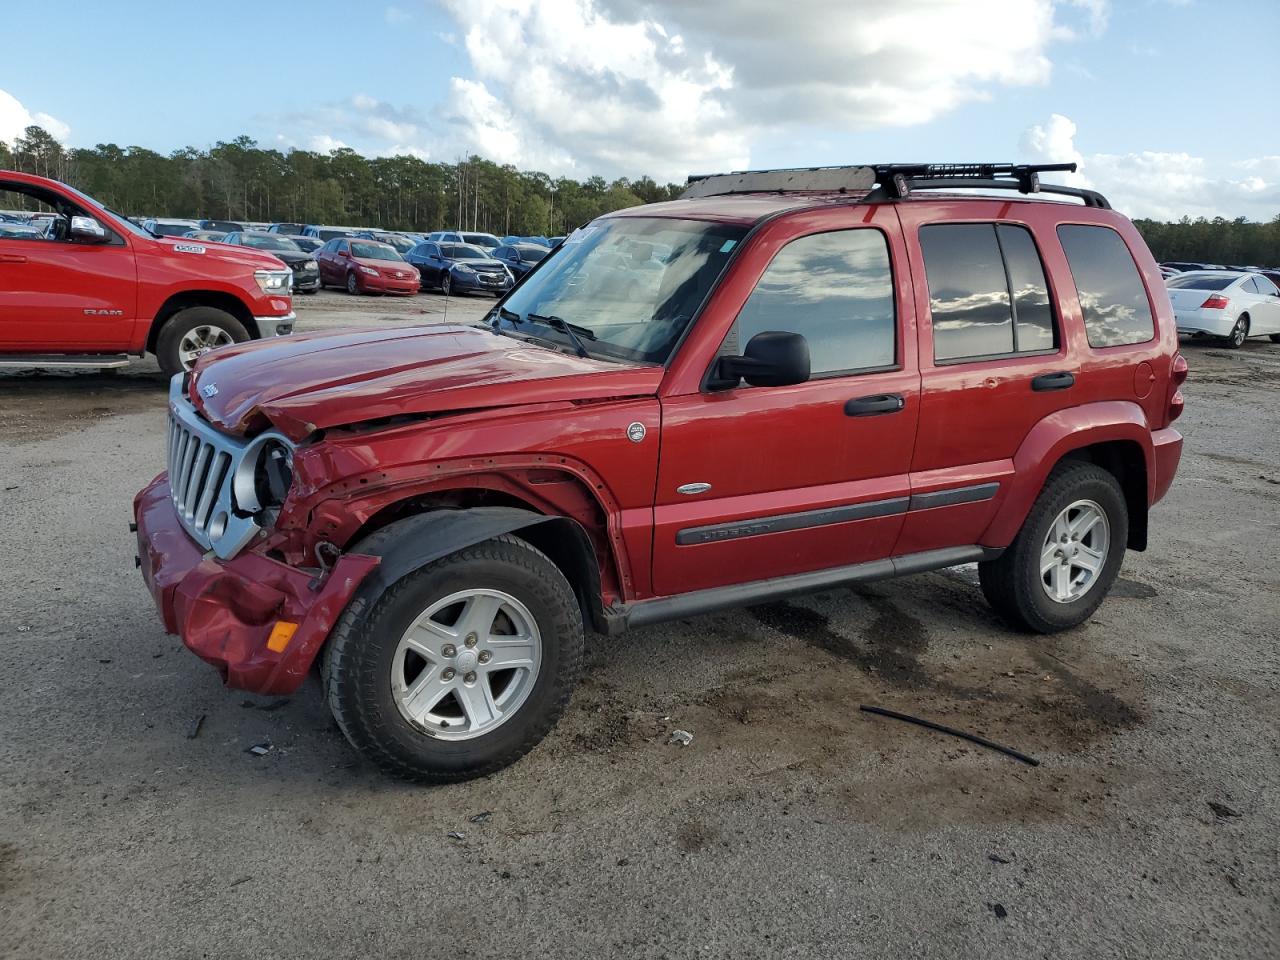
[{"x1": 626, "y1": 422, "x2": 646, "y2": 443}]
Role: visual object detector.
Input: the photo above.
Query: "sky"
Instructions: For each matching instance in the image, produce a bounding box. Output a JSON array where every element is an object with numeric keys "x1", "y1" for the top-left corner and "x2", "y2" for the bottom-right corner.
[{"x1": 1, "y1": 0, "x2": 1277, "y2": 221}]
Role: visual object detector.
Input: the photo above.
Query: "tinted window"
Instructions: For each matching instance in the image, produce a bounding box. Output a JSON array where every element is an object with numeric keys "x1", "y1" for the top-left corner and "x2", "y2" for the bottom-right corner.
[
  {"x1": 734, "y1": 229, "x2": 895, "y2": 376},
  {"x1": 998, "y1": 225, "x2": 1056, "y2": 352},
  {"x1": 920, "y1": 224, "x2": 1013, "y2": 360},
  {"x1": 520, "y1": 246, "x2": 548, "y2": 263},
  {"x1": 1166, "y1": 274, "x2": 1235, "y2": 290},
  {"x1": 1057, "y1": 225, "x2": 1154, "y2": 347}
]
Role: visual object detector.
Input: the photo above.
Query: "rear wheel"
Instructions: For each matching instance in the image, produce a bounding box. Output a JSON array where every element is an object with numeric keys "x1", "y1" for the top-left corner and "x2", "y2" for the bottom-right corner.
[
  {"x1": 155, "y1": 306, "x2": 249, "y2": 377},
  {"x1": 1225, "y1": 314, "x2": 1249, "y2": 348},
  {"x1": 323, "y1": 535, "x2": 583, "y2": 783},
  {"x1": 979, "y1": 462, "x2": 1128, "y2": 633},
  {"x1": 1269, "y1": 333, "x2": 1280, "y2": 344}
]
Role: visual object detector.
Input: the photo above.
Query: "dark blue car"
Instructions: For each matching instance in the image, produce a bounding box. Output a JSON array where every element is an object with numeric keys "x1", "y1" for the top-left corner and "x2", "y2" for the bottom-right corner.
[
  {"x1": 492, "y1": 242, "x2": 550, "y2": 280},
  {"x1": 405, "y1": 241, "x2": 513, "y2": 296}
]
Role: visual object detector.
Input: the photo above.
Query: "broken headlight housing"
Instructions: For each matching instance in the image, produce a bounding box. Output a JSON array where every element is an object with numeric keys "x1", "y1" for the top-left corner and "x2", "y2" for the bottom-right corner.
[{"x1": 232, "y1": 435, "x2": 295, "y2": 524}]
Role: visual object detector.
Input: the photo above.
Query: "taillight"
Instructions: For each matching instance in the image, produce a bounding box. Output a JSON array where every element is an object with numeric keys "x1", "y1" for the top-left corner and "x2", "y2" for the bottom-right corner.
[
  {"x1": 1167, "y1": 352, "x2": 1188, "y2": 423},
  {"x1": 1200, "y1": 294, "x2": 1230, "y2": 309}
]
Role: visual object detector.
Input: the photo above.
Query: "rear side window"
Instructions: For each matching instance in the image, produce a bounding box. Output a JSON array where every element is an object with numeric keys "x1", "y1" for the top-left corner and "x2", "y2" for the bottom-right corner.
[
  {"x1": 1057, "y1": 225, "x2": 1154, "y2": 347},
  {"x1": 1255, "y1": 275, "x2": 1279, "y2": 297},
  {"x1": 734, "y1": 228, "x2": 895, "y2": 376},
  {"x1": 919, "y1": 223, "x2": 1058, "y2": 362}
]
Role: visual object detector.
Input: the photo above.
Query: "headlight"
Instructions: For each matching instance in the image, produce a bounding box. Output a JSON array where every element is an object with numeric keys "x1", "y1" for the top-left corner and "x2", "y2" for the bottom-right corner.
[
  {"x1": 454, "y1": 264, "x2": 474, "y2": 274},
  {"x1": 254, "y1": 269, "x2": 292, "y2": 294},
  {"x1": 360, "y1": 265, "x2": 379, "y2": 276},
  {"x1": 232, "y1": 436, "x2": 294, "y2": 516}
]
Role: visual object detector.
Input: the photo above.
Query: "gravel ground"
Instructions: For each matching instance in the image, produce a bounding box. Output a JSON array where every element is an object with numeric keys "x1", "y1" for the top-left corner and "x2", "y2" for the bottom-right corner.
[{"x1": 1, "y1": 291, "x2": 1277, "y2": 959}]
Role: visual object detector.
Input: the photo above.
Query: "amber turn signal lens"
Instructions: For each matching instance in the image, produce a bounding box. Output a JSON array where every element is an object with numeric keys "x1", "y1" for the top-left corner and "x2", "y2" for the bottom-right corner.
[{"x1": 266, "y1": 621, "x2": 299, "y2": 653}]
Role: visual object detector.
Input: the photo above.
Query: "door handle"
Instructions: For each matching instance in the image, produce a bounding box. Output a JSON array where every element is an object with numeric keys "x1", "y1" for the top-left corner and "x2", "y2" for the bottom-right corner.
[
  {"x1": 844, "y1": 393, "x2": 905, "y2": 417},
  {"x1": 0, "y1": 254, "x2": 28, "y2": 263},
  {"x1": 1031, "y1": 371, "x2": 1076, "y2": 392}
]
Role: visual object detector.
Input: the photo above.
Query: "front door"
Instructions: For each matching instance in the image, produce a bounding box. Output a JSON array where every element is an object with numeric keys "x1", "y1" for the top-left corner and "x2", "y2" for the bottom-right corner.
[
  {"x1": 0, "y1": 180, "x2": 138, "y2": 350},
  {"x1": 651, "y1": 216, "x2": 920, "y2": 597}
]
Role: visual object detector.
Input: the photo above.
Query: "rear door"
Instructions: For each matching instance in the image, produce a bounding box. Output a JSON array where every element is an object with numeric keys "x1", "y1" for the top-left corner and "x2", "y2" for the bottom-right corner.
[
  {"x1": 651, "y1": 208, "x2": 921, "y2": 597},
  {"x1": 0, "y1": 179, "x2": 138, "y2": 350},
  {"x1": 895, "y1": 203, "x2": 1079, "y2": 554}
]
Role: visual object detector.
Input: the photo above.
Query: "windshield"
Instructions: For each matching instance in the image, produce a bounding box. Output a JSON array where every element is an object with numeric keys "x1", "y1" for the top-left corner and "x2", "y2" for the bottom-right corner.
[
  {"x1": 1167, "y1": 274, "x2": 1236, "y2": 290},
  {"x1": 495, "y1": 217, "x2": 747, "y2": 364},
  {"x1": 441, "y1": 243, "x2": 488, "y2": 260},
  {"x1": 290, "y1": 236, "x2": 322, "y2": 252},
  {"x1": 351, "y1": 241, "x2": 403, "y2": 261},
  {"x1": 241, "y1": 234, "x2": 301, "y2": 252},
  {"x1": 462, "y1": 233, "x2": 498, "y2": 248},
  {"x1": 151, "y1": 222, "x2": 194, "y2": 236},
  {"x1": 519, "y1": 247, "x2": 548, "y2": 263},
  {"x1": 378, "y1": 234, "x2": 416, "y2": 253}
]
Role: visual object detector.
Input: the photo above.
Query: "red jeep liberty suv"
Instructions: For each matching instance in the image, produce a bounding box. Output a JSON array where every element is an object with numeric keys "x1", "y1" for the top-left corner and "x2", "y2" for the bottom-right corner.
[{"x1": 133, "y1": 163, "x2": 1185, "y2": 782}]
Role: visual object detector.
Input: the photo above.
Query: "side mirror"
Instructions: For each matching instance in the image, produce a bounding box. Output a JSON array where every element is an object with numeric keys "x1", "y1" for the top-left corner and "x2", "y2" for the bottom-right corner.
[
  {"x1": 69, "y1": 215, "x2": 108, "y2": 243},
  {"x1": 709, "y1": 331, "x2": 810, "y2": 390}
]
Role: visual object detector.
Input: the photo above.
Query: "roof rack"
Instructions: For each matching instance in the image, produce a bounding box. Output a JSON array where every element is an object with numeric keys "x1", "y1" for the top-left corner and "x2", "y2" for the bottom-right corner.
[{"x1": 681, "y1": 162, "x2": 1110, "y2": 209}]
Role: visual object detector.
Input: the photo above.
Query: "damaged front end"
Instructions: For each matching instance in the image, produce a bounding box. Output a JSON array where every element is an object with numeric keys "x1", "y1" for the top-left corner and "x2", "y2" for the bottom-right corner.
[{"x1": 133, "y1": 377, "x2": 380, "y2": 694}]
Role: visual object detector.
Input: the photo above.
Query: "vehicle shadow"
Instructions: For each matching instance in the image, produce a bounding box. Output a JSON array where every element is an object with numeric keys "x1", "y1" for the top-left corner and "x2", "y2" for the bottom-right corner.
[{"x1": 0, "y1": 364, "x2": 169, "y2": 443}]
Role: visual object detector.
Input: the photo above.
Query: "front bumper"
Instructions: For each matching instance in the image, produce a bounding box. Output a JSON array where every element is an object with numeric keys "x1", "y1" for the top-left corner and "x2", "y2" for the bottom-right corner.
[
  {"x1": 364, "y1": 273, "x2": 420, "y2": 295},
  {"x1": 1174, "y1": 309, "x2": 1234, "y2": 337},
  {"x1": 292, "y1": 274, "x2": 321, "y2": 293},
  {"x1": 133, "y1": 475, "x2": 379, "y2": 694},
  {"x1": 454, "y1": 271, "x2": 511, "y2": 294},
  {"x1": 255, "y1": 310, "x2": 296, "y2": 337}
]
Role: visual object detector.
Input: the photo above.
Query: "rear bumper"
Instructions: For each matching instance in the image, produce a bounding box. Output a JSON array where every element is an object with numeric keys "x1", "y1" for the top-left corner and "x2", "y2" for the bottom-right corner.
[
  {"x1": 1150, "y1": 427, "x2": 1183, "y2": 506},
  {"x1": 133, "y1": 475, "x2": 379, "y2": 694},
  {"x1": 1175, "y1": 309, "x2": 1234, "y2": 336}
]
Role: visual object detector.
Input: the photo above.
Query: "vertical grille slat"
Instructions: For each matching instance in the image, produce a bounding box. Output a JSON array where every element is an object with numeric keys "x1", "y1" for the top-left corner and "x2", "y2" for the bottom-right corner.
[
  {"x1": 184, "y1": 444, "x2": 213, "y2": 521},
  {"x1": 193, "y1": 451, "x2": 229, "y2": 531}
]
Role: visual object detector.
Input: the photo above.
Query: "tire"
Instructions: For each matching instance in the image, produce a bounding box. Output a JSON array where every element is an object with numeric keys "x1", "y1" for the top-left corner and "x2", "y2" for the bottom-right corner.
[
  {"x1": 1225, "y1": 314, "x2": 1249, "y2": 349},
  {"x1": 978, "y1": 461, "x2": 1128, "y2": 633},
  {"x1": 323, "y1": 534, "x2": 584, "y2": 783},
  {"x1": 346, "y1": 271, "x2": 361, "y2": 295},
  {"x1": 1269, "y1": 333, "x2": 1280, "y2": 344},
  {"x1": 155, "y1": 306, "x2": 249, "y2": 378},
  {"x1": 441, "y1": 273, "x2": 453, "y2": 296}
]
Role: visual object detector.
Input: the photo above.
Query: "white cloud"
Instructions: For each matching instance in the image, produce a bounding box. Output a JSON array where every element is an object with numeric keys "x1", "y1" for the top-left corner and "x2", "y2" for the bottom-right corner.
[
  {"x1": 0, "y1": 88, "x2": 70, "y2": 144},
  {"x1": 1020, "y1": 113, "x2": 1280, "y2": 220},
  {"x1": 385, "y1": 5, "x2": 413, "y2": 24},
  {"x1": 309, "y1": 134, "x2": 352, "y2": 153}
]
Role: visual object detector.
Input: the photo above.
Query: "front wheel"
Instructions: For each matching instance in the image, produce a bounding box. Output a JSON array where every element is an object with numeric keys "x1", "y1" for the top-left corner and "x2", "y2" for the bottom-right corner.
[
  {"x1": 1225, "y1": 314, "x2": 1249, "y2": 348},
  {"x1": 441, "y1": 273, "x2": 454, "y2": 296},
  {"x1": 323, "y1": 534, "x2": 583, "y2": 783},
  {"x1": 979, "y1": 462, "x2": 1128, "y2": 633},
  {"x1": 155, "y1": 306, "x2": 249, "y2": 377},
  {"x1": 346, "y1": 272, "x2": 361, "y2": 295}
]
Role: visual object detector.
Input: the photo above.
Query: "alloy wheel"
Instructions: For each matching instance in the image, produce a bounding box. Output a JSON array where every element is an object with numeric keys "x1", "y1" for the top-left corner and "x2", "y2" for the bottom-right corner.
[
  {"x1": 390, "y1": 588, "x2": 542, "y2": 740},
  {"x1": 1039, "y1": 499, "x2": 1110, "y2": 603},
  {"x1": 177, "y1": 324, "x2": 234, "y2": 370}
]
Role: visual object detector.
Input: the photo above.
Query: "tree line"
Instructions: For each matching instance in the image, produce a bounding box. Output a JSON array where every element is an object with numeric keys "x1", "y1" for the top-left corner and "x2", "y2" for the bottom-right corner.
[
  {"x1": 3, "y1": 124, "x2": 1278, "y2": 263},
  {"x1": 0, "y1": 126, "x2": 681, "y2": 237}
]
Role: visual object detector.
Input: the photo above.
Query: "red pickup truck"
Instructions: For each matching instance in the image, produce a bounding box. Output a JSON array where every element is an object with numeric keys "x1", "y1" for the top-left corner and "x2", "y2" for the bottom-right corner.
[
  {"x1": 0, "y1": 170, "x2": 295, "y2": 376},
  {"x1": 134, "y1": 163, "x2": 1185, "y2": 783}
]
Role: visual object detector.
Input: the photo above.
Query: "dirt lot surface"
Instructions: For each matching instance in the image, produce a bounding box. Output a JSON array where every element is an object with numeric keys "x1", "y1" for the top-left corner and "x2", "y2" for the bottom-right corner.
[{"x1": 1, "y1": 291, "x2": 1277, "y2": 958}]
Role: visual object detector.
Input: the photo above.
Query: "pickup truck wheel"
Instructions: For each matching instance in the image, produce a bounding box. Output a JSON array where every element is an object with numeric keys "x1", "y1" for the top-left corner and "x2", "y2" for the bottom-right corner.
[
  {"x1": 156, "y1": 307, "x2": 249, "y2": 377},
  {"x1": 323, "y1": 534, "x2": 583, "y2": 783},
  {"x1": 978, "y1": 462, "x2": 1128, "y2": 633}
]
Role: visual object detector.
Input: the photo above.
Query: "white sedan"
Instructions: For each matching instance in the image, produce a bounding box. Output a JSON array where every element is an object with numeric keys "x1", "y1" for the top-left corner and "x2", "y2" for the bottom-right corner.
[{"x1": 1167, "y1": 271, "x2": 1280, "y2": 348}]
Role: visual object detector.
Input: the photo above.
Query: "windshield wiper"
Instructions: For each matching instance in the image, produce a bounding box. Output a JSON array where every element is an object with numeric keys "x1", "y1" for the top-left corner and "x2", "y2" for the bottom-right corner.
[{"x1": 527, "y1": 313, "x2": 595, "y2": 358}]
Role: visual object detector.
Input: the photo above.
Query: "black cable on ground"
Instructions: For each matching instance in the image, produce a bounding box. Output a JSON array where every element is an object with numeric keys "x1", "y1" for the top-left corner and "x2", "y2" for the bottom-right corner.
[{"x1": 859, "y1": 704, "x2": 1041, "y2": 766}]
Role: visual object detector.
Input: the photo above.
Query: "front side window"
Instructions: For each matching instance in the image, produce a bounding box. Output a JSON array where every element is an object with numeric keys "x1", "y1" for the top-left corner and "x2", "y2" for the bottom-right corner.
[
  {"x1": 1057, "y1": 224, "x2": 1154, "y2": 347},
  {"x1": 920, "y1": 223, "x2": 1058, "y2": 362},
  {"x1": 733, "y1": 228, "x2": 896, "y2": 376}
]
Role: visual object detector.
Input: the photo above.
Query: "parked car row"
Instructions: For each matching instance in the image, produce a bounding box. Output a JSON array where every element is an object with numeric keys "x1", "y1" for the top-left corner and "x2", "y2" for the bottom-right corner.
[{"x1": 1164, "y1": 268, "x2": 1280, "y2": 347}]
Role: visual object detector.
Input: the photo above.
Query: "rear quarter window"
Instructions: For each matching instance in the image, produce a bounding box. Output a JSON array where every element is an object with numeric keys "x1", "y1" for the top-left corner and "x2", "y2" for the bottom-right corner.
[{"x1": 1057, "y1": 224, "x2": 1155, "y2": 347}]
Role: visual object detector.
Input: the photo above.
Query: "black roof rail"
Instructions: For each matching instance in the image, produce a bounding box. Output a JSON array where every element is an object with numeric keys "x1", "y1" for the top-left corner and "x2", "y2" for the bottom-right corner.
[{"x1": 681, "y1": 161, "x2": 1110, "y2": 209}]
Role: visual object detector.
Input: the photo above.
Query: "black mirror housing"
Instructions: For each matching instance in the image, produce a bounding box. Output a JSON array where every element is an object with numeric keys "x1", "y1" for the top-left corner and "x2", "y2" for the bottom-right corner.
[{"x1": 709, "y1": 331, "x2": 810, "y2": 389}]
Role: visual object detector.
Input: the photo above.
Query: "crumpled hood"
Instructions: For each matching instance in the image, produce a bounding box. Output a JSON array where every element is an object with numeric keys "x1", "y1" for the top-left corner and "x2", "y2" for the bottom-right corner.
[{"x1": 190, "y1": 324, "x2": 662, "y2": 440}]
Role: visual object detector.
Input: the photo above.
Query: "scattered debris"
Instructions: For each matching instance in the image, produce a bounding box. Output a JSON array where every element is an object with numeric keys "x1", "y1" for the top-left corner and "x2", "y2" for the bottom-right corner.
[
  {"x1": 1260, "y1": 474, "x2": 1280, "y2": 485},
  {"x1": 17, "y1": 626, "x2": 30, "y2": 633},
  {"x1": 859, "y1": 705, "x2": 1040, "y2": 766},
  {"x1": 229, "y1": 876, "x2": 252, "y2": 888},
  {"x1": 988, "y1": 854, "x2": 1011, "y2": 865},
  {"x1": 616, "y1": 858, "x2": 629, "y2": 867},
  {"x1": 668, "y1": 729, "x2": 694, "y2": 747},
  {"x1": 185, "y1": 714, "x2": 205, "y2": 740},
  {"x1": 96, "y1": 658, "x2": 112, "y2": 664},
  {"x1": 240, "y1": 698, "x2": 291, "y2": 711},
  {"x1": 447, "y1": 831, "x2": 466, "y2": 841},
  {"x1": 246, "y1": 743, "x2": 271, "y2": 756},
  {"x1": 1208, "y1": 801, "x2": 1241, "y2": 820},
  {"x1": 989, "y1": 903, "x2": 1008, "y2": 920},
  {"x1": 469, "y1": 811, "x2": 493, "y2": 824}
]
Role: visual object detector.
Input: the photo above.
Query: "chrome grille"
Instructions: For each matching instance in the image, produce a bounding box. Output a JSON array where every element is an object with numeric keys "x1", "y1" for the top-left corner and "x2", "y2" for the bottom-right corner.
[{"x1": 164, "y1": 375, "x2": 293, "y2": 560}]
